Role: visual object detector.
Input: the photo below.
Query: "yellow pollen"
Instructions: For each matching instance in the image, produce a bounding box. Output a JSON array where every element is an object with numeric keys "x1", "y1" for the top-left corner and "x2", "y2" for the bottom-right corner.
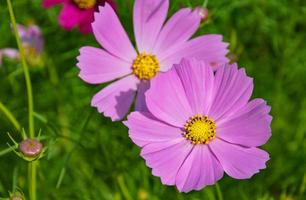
[
  {"x1": 183, "y1": 114, "x2": 216, "y2": 145},
  {"x1": 73, "y1": 0, "x2": 96, "y2": 9},
  {"x1": 132, "y1": 52, "x2": 160, "y2": 80}
]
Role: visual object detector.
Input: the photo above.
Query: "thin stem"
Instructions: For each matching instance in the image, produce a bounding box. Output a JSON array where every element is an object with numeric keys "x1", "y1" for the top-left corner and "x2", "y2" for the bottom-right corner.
[
  {"x1": 0, "y1": 146, "x2": 16, "y2": 157},
  {"x1": 203, "y1": 0, "x2": 209, "y2": 7},
  {"x1": 186, "y1": 0, "x2": 192, "y2": 7},
  {"x1": 0, "y1": 101, "x2": 20, "y2": 131},
  {"x1": 6, "y1": 0, "x2": 35, "y2": 138},
  {"x1": 117, "y1": 176, "x2": 133, "y2": 200},
  {"x1": 12, "y1": 167, "x2": 18, "y2": 192},
  {"x1": 7, "y1": 1, "x2": 37, "y2": 200},
  {"x1": 215, "y1": 183, "x2": 223, "y2": 200},
  {"x1": 28, "y1": 162, "x2": 37, "y2": 200}
]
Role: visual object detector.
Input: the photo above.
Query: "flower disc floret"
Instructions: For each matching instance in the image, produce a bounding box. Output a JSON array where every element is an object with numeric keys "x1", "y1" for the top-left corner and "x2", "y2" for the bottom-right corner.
[
  {"x1": 73, "y1": 0, "x2": 96, "y2": 9},
  {"x1": 183, "y1": 114, "x2": 216, "y2": 144},
  {"x1": 132, "y1": 52, "x2": 160, "y2": 80}
]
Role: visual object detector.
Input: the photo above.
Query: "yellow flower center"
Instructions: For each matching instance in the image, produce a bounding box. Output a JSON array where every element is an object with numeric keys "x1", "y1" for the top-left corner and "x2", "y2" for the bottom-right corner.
[
  {"x1": 73, "y1": 0, "x2": 96, "y2": 9},
  {"x1": 23, "y1": 46, "x2": 39, "y2": 57},
  {"x1": 183, "y1": 114, "x2": 216, "y2": 145},
  {"x1": 132, "y1": 52, "x2": 160, "y2": 80}
]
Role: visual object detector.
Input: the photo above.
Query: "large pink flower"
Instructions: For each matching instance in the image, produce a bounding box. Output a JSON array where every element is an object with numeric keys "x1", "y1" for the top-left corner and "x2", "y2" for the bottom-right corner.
[
  {"x1": 77, "y1": 0, "x2": 229, "y2": 121},
  {"x1": 43, "y1": 0, "x2": 116, "y2": 33},
  {"x1": 124, "y1": 58, "x2": 272, "y2": 192}
]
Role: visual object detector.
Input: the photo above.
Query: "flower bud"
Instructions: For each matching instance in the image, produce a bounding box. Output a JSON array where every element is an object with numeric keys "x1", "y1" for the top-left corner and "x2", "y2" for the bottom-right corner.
[
  {"x1": 19, "y1": 139, "x2": 43, "y2": 158},
  {"x1": 195, "y1": 7, "x2": 209, "y2": 23}
]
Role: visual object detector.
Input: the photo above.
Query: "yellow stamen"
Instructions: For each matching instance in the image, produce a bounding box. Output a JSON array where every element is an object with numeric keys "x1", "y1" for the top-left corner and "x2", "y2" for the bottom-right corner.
[
  {"x1": 183, "y1": 114, "x2": 216, "y2": 145},
  {"x1": 132, "y1": 52, "x2": 160, "y2": 80},
  {"x1": 73, "y1": 0, "x2": 96, "y2": 9}
]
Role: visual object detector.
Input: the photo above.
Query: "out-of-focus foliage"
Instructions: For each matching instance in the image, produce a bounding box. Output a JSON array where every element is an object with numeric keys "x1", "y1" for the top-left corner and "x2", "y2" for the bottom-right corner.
[{"x1": 0, "y1": 0, "x2": 305, "y2": 199}]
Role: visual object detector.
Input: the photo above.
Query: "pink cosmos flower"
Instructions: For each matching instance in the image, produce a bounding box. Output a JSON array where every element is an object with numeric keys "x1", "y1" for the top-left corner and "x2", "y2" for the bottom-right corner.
[
  {"x1": 43, "y1": 0, "x2": 116, "y2": 34},
  {"x1": 124, "y1": 58, "x2": 272, "y2": 192},
  {"x1": 77, "y1": 0, "x2": 229, "y2": 121}
]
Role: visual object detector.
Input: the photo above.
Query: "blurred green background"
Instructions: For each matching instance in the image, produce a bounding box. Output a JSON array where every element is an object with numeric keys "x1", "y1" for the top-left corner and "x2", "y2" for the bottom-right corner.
[{"x1": 0, "y1": 0, "x2": 306, "y2": 199}]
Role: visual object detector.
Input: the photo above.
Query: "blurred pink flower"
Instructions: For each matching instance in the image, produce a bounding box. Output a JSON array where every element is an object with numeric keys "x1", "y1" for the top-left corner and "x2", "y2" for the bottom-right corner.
[
  {"x1": 43, "y1": 0, "x2": 116, "y2": 34},
  {"x1": 0, "y1": 48, "x2": 19, "y2": 66},
  {"x1": 77, "y1": 0, "x2": 229, "y2": 121},
  {"x1": 124, "y1": 58, "x2": 272, "y2": 192},
  {"x1": 16, "y1": 24, "x2": 44, "y2": 54},
  {"x1": 0, "y1": 24, "x2": 43, "y2": 66}
]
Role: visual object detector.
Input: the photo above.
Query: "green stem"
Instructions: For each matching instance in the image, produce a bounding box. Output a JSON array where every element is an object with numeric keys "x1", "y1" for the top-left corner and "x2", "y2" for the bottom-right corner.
[
  {"x1": 0, "y1": 101, "x2": 20, "y2": 131},
  {"x1": 215, "y1": 183, "x2": 223, "y2": 200},
  {"x1": 203, "y1": 0, "x2": 209, "y2": 7},
  {"x1": 28, "y1": 162, "x2": 37, "y2": 200},
  {"x1": 117, "y1": 176, "x2": 132, "y2": 200},
  {"x1": 0, "y1": 146, "x2": 16, "y2": 157},
  {"x1": 186, "y1": 0, "x2": 192, "y2": 7},
  {"x1": 6, "y1": 0, "x2": 34, "y2": 138},
  {"x1": 6, "y1": 1, "x2": 36, "y2": 199}
]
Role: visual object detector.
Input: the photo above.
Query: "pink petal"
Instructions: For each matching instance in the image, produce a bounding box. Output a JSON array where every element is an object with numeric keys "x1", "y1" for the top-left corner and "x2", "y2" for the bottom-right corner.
[
  {"x1": 135, "y1": 81, "x2": 150, "y2": 112},
  {"x1": 160, "y1": 35, "x2": 229, "y2": 71},
  {"x1": 0, "y1": 48, "x2": 19, "y2": 66},
  {"x1": 217, "y1": 99, "x2": 272, "y2": 147},
  {"x1": 153, "y1": 8, "x2": 200, "y2": 55},
  {"x1": 141, "y1": 138, "x2": 193, "y2": 185},
  {"x1": 16, "y1": 24, "x2": 27, "y2": 38},
  {"x1": 43, "y1": 0, "x2": 64, "y2": 8},
  {"x1": 91, "y1": 75, "x2": 139, "y2": 121},
  {"x1": 27, "y1": 25, "x2": 42, "y2": 36},
  {"x1": 174, "y1": 58, "x2": 214, "y2": 115},
  {"x1": 176, "y1": 145, "x2": 224, "y2": 192},
  {"x1": 133, "y1": 0, "x2": 169, "y2": 52},
  {"x1": 209, "y1": 138, "x2": 269, "y2": 179},
  {"x1": 1, "y1": 48, "x2": 19, "y2": 59},
  {"x1": 146, "y1": 67, "x2": 193, "y2": 128},
  {"x1": 124, "y1": 112, "x2": 182, "y2": 147},
  {"x1": 209, "y1": 64, "x2": 253, "y2": 121},
  {"x1": 59, "y1": 2, "x2": 81, "y2": 30},
  {"x1": 79, "y1": 22, "x2": 92, "y2": 34},
  {"x1": 78, "y1": 8, "x2": 95, "y2": 34},
  {"x1": 93, "y1": 4, "x2": 137, "y2": 62},
  {"x1": 104, "y1": 0, "x2": 117, "y2": 10},
  {"x1": 77, "y1": 46, "x2": 132, "y2": 84}
]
